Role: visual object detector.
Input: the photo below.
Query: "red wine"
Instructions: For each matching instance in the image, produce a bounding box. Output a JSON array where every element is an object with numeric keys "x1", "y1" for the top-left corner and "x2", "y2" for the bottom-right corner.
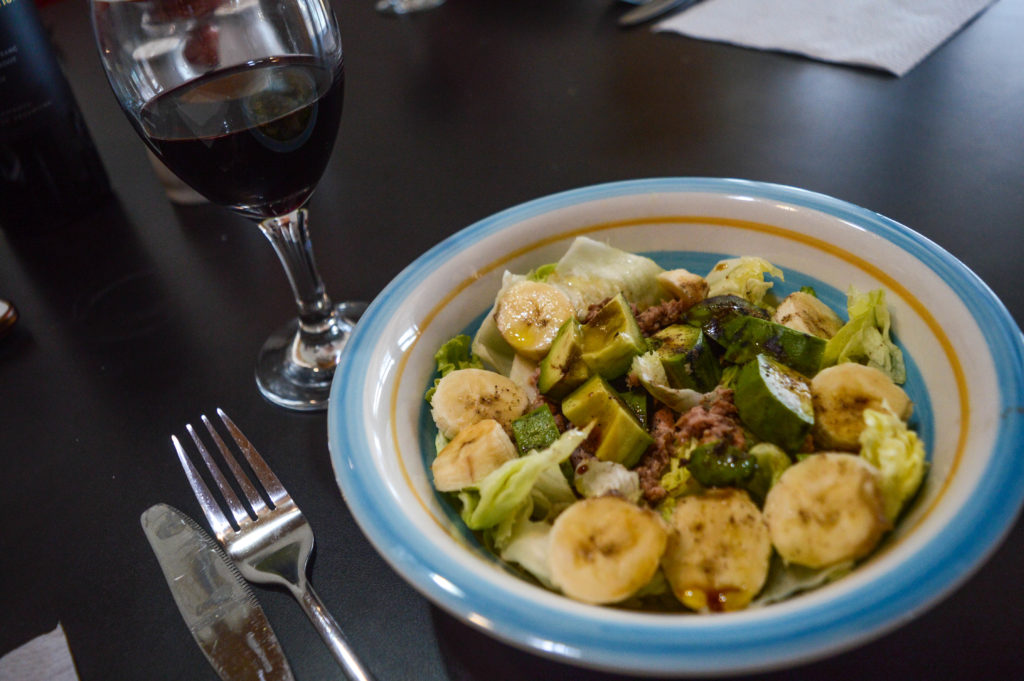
[
  {"x1": 0, "y1": 0, "x2": 111, "y2": 233},
  {"x1": 139, "y1": 56, "x2": 343, "y2": 219}
]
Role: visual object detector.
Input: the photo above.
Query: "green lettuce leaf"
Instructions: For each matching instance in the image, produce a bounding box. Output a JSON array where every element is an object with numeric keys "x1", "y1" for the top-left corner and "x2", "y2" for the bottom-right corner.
[
  {"x1": 470, "y1": 313, "x2": 515, "y2": 376},
  {"x1": 659, "y1": 458, "x2": 692, "y2": 498},
  {"x1": 573, "y1": 459, "x2": 642, "y2": 503},
  {"x1": 548, "y1": 236, "x2": 665, "y2": 313},
  {"x1": 823, "y1": 287, "x2": 906, "y2": 384},
  {"x1": 425, "y1": 334, "x2": 483, "y2": 402},
  {"x1": 470, "y1": 271, "x2": 526, "y2": 375},
  {"x1": 529, "y1": 464, "x2": 577, "y2": 520},
  {"x1": 527, "y1": 263, "x2": 557, "y2": 281},
  {"x1": 630, "y1": 351, "x2": 704, "y2": 413},
  {"x1": 497, "y1": 514, "x2": 557, "y2": 589},
  {"x1": 859, "y1": 408, "x2": 926, "y2": 522},
  {"x1": 705, "y1": 256, "x2": 783, "y2": 306},
  {"x1": 434, "y1": 430, "x2": 449, "y2": 456},
  {"x1": 457, "y1": 426, "x2": 590, "y2": 531},
  {"x1": 471, "y1": 238, "x2": 665, "y2": 372},
  {"x1": 752, "y1": 555, "x2": 852, "y2": 608}
]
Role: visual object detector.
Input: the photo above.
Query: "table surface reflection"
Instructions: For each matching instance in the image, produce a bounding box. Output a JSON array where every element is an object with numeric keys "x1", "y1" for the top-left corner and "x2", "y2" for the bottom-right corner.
[{"x1": 2, "y1": 1, "x2": 1022, "y2": 679}]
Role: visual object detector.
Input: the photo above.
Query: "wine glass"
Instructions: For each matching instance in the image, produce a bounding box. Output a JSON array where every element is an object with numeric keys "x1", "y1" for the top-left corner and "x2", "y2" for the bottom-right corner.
[
  {"x1": 91, "y1": 0, "x2": 363, "y2": 411},
  {"x1": 375, "y1": 0, "x2": 445, "y2": 15}
]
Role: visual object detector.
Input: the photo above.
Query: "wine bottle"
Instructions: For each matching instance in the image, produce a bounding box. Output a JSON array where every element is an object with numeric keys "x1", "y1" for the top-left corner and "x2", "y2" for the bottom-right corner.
[{"x1": 0, "y1": 0, "x2": 111, "y2": 234}]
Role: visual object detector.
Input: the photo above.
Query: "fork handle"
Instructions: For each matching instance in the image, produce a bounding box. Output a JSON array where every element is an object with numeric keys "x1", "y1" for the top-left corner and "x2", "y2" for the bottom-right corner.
[{"x1": 295, "y1": 584, "x2": 377, "y2": 681}]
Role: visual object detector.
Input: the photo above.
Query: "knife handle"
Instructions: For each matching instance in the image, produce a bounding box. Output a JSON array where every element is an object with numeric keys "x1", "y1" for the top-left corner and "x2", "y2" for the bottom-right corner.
[
  {"x1": 295, "y1": 584, "x2": 377, "y2": 681},
  {"x1": 618, "y1": 0, "x2": 702, "y2": 27}
]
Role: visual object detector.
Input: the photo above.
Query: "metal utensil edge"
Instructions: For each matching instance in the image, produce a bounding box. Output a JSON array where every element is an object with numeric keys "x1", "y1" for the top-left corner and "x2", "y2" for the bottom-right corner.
[
  {"x1": 141, "y1": 503, "x2": 295, "y2": 681},
  {"x1": 619, "y1": 0, "x2": 702, "y2": 27}
]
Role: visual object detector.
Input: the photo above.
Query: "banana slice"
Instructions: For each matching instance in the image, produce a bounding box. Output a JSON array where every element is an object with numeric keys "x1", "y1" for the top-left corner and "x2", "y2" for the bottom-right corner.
[
  {"x1": 763, "y1": 452, "x2": 890, "y2": 569},
  {"x1": 549, "y1": 496, "x2": 668, "y2": 605},
  {"x1": 656, "y1": 268, "x2": 709, "y2": 308},
  {"x1": 661, "y1": 489, "x2": 772, "y2": 612},
  {"x1": 431, "y1": 419, "x2": 518, "y2": 492},
  {"x1": 811, "y1": 362, "x2": 913, "y2": 450},
  {"x1": 772, "y1": 291, "x2": 844, "y2": 339},
  {"x1": 430, "y1": 368, "x2": 529, "y2": 439},
  {"x1": 494, "y1": 281, "x2": 575, "y2": 360}
]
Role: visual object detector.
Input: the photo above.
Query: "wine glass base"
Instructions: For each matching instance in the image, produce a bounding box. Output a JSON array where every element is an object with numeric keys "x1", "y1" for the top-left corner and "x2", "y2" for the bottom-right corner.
[{"x1": 255, "y1": 301, "x2": 367, "y2": 411}]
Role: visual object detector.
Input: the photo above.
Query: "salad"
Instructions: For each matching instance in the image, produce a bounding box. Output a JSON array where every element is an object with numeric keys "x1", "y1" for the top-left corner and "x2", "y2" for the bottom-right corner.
[{"x1": 424, "y1": 236, "x2": 926, "y2": 613}]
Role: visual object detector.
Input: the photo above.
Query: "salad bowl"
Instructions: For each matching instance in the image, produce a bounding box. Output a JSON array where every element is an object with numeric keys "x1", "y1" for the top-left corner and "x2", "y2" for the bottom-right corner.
[{"x1": 327, "y1": 178, "x2": 1024, "y2": 675}]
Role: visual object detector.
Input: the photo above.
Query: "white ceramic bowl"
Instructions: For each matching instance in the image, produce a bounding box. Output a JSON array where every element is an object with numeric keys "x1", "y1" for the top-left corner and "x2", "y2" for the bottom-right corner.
[{"x1": 327, "y1": 178, "x2": 1024, "y2": 675}]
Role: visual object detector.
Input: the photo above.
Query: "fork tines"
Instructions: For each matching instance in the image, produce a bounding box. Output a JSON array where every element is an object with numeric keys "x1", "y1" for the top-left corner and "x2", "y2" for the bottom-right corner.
[{"x1": 171, "y1": 408, "x2": 287, "y2": 538}]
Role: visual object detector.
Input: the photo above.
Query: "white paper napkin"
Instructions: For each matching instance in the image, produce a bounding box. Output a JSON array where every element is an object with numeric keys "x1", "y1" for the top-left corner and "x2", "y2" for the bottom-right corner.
[
  {"x1": 654, "y1": 0, "x2": 996, "y2": 76},
  {"x1": 0, "y1": 624, "x2": 79, "y2": 681}
]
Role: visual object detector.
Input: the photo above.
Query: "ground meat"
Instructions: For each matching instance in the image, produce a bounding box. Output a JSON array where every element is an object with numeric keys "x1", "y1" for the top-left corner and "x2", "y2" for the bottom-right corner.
[
  {"x1": 540, "y1": 395, "x2": 569, "y2": 433},
  {"x1": 635, "y1": 407, "x2": 677, "y2": 503},
  {"x1": 570, "y1": 447, "x2": 594, "y2": 474},
  {"x1": 634, "y1": 298, "x2": 694, "y2": 336},
  {"x1": 678, "y1": 387, "x2": 746, "y2": 449},
  {"x1": 582, "y1": 297, "x2": 611, "y2": 324},
  {"x1": 634, "y1": 389, "x2": 746, "y2": 504},
  {"x1": 569, "y1": 425, "x2": 601, "y2": 473}
]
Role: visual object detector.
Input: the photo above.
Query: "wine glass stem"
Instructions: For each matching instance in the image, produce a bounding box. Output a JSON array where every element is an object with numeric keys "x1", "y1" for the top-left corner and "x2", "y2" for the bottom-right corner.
[
  {"x1": 258, "y1": 208, "x2": 334, "y2": 333},
  {"x1": 253, "y1": 208, "x2": 363, "y2": 410}
]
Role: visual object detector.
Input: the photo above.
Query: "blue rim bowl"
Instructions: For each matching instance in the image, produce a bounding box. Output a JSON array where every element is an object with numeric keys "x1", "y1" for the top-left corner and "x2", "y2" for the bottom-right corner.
[{"x1": 328, "y1": 178, "x2": 1024, "y2": 675}]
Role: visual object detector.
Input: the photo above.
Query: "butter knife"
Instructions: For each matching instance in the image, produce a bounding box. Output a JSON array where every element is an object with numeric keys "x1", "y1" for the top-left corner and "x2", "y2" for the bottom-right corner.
[
  {"x1": 141, "y1": 503, "x2": 294, "y2": 681},
  {"x1": 619, "y1": 0, "x2": 703, "y2": 27}
]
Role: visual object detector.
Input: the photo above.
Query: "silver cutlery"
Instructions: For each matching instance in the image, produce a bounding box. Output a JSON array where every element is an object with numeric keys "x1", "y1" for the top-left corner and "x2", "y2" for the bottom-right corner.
[
  {"x1": 619, "y1": 0, "x2": 704, "y2": 27},
  {"x1": 141, "y1": 503, "x2": 295, "y2": 681},
  {"x1": 172, "y1": 409, "x2": 376, "y2": 681}
]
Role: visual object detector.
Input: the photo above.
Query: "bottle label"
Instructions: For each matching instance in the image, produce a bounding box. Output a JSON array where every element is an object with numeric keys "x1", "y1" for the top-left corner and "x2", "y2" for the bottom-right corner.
[
  {"x1": 0, "y1": 43, "x2": 14, "y2": 96},
  {"x1": 0, "y1": 0, "x2": 61, "y2": 136},
  {"x1": 0, "y1": 44, "x2": 55, "y2": 127},
  {"x1": 0, "y1": 0, "x2": 112, "y2": 229}
]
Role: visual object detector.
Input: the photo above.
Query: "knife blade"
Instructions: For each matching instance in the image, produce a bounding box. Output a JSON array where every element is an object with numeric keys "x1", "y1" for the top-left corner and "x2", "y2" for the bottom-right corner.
[
  {"x1": 141, "y1": 503, "x2": 294, "y2": 681},
  {"x1": 618, "y1": 0, "x2": 703, "y2": 27}
]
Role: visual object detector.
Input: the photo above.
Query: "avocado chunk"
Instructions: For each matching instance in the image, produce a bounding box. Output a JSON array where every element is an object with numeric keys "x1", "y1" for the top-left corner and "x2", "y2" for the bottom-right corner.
[
  {"x1": 744, "y1": 443, "x2": 792, "y2": 503},
  {"x1": 580, "y1": 293, "x2": 648, "y2": 380},
  {"x1": 719, "y1": 316, "x2": 825, "y2": 376},
  {"x1": 537, "y1": 318, "x2": 589, "y2": 399},
  {"x1": 734, "y1": 354, "x2": 814, "y2": 453},
  {"x1": 617, "y1": 389, "x2": 649, "y2": 428},
  {"x1": 561, "y1": 374, "x2": 653, "y2": 468},
  {"x1": 511, "y1": 405, "x2": 561, "y2": 455},
  {"x1": 684, "y1": 294, "x2": 770, "y2": 344},
  {"x1": 687, "y1": 440, "x2": 792, "y2": 502},
  {"x1": 649, "y1": 324, "x2": 722, "y2": 392},
  {"x1": 687, "y1": 441, "x2": 757, "y2": 488}
]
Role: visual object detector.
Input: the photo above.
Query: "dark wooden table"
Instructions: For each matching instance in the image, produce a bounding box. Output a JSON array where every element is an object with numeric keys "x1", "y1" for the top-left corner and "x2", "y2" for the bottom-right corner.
[{"x1": 3, "y1": 1, "x2": 1023, "y2": 679}]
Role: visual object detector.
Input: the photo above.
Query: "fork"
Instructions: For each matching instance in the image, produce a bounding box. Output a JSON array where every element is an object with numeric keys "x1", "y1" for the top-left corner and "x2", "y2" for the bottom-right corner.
[{"x1": 172, "y1": 408, "x2": 376, "y2": 681}]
